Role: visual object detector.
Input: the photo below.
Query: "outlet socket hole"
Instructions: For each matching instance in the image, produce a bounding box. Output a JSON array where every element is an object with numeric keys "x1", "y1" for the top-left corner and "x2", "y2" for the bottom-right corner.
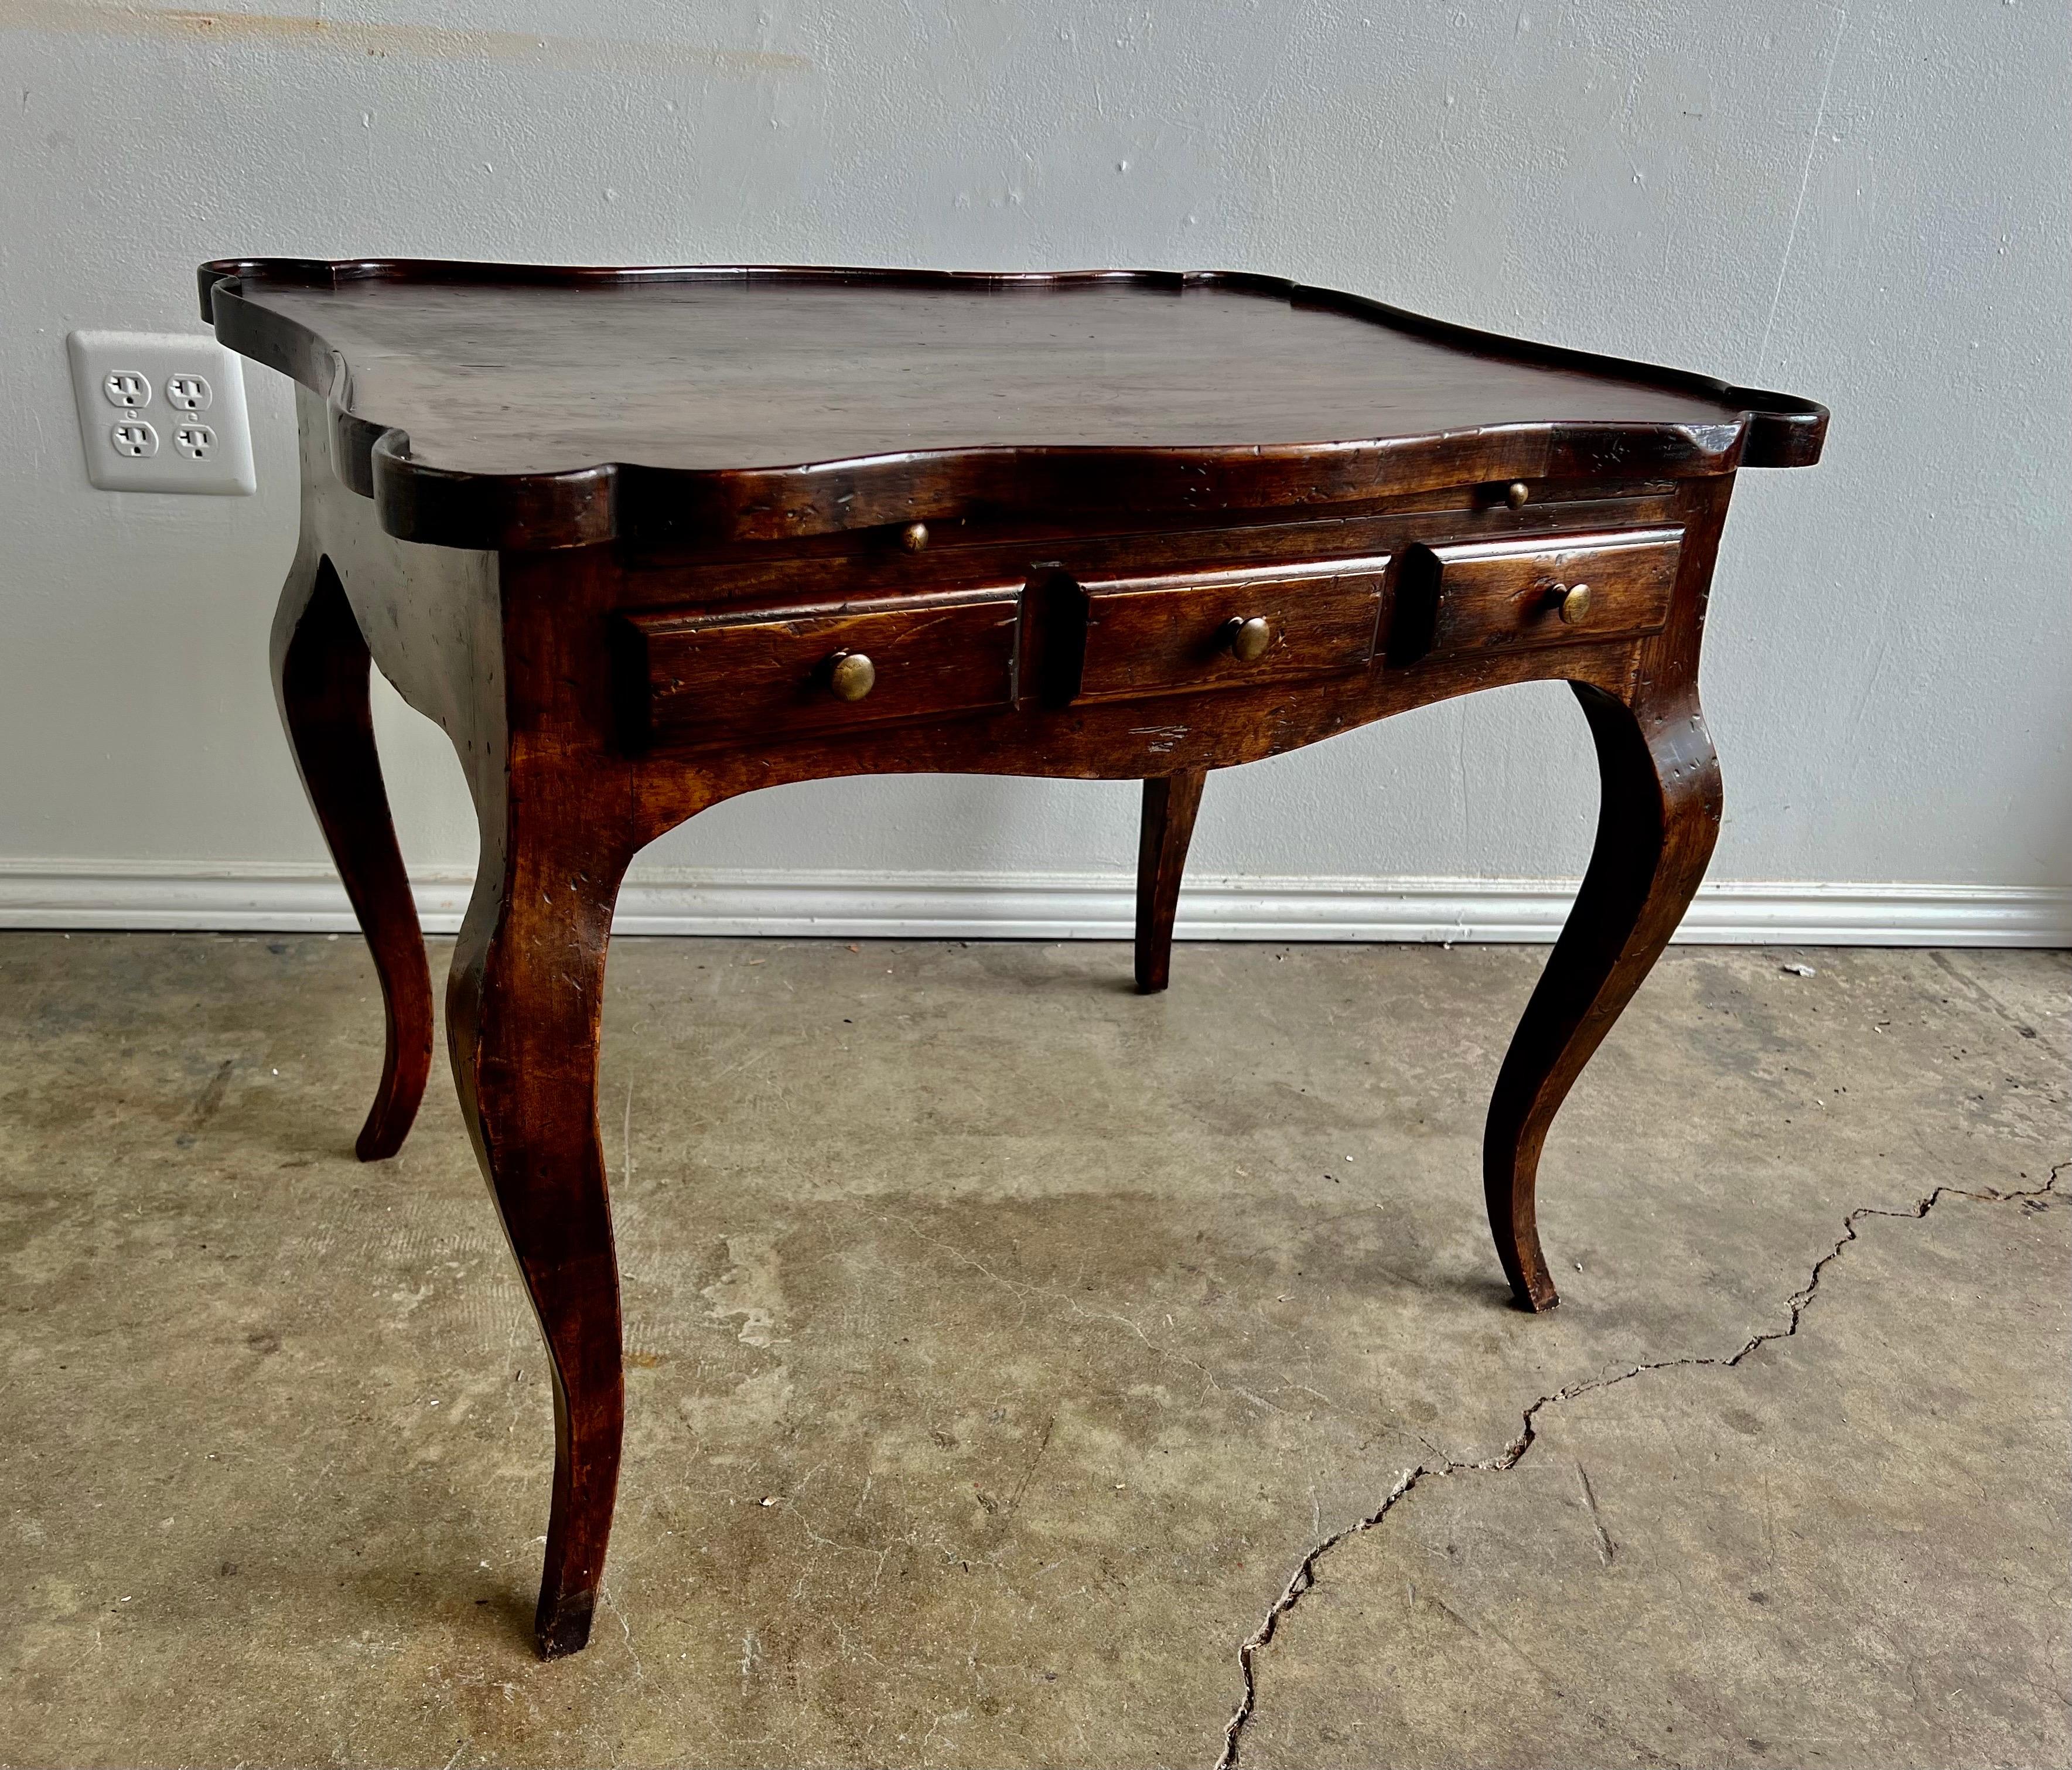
[{"x1": 166, "y1": 374, "x2": 213, "y2": 412}]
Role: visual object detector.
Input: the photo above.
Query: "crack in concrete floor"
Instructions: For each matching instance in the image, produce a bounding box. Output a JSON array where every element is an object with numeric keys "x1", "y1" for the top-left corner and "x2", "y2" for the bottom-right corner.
[{"x1": 1217, "y1": 1159, "x2": 2070, "y2": 1769}]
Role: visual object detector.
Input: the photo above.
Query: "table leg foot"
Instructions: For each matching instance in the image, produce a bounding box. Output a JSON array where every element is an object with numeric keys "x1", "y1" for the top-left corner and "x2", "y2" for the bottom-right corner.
[
  {"x1": 535, "y1": 1588, "x2": 598, "y2": 1659},
  {"x1": 449, "y1": 802, "x2": 632, "y2": 1660},
  {"x1": 272, "y1": 551, "x2": 432, "y2": 1162},
  {"x1": 1135, "y1": 769, "x2": 1206, "y2": 994},
  {"x1": 1484, "y1": 683, "x2": 1721, "y2": 1309}
]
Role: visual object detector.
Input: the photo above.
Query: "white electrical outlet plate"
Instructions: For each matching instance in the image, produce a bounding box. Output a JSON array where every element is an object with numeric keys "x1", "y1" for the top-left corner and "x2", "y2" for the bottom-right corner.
[{"x1": 67, "y1": 330, "x2": 257, "y2": 494}]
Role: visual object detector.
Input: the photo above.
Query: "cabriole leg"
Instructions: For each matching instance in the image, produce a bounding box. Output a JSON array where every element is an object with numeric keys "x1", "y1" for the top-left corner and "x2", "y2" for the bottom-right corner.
[
  {"x1": 272, "y1": 551, "x2": 433, "y2": 1161},
  {"x1": 448, "y1": 792, "x2": 635, "y2": 1658},
  {"x1": 1484, "y1": 683, "x2": 1722, "y2": 1309},
  {"x1": 1134, "y1": 769, "x2": 1207, "y2": 994}
]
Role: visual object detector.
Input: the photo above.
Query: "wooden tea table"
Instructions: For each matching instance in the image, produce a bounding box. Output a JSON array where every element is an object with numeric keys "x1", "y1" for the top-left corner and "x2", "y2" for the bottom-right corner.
[{"x1": 201, "y1": 257, "x2": 1825, "y2": 1655}]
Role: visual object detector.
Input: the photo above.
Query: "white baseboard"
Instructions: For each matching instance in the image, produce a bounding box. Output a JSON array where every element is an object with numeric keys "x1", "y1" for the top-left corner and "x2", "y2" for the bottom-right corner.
[{"x1": 0, "y1": 861, "x2": 2065, "y2": 946}]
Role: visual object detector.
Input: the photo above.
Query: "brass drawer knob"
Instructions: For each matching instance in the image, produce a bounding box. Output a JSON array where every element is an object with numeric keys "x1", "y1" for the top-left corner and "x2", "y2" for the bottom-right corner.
[
  {"x1": 1554, "y1": 582, "x2": 1593, "y2": 625},
  {"x1": 1506, "y1": 481, "x2": 1531, "y2": 509},
  {"x1": 900, "y1": 521, "x2": 930, "y2": 552},
  {"x1": 1226, "y1": 615, "x2": 1274, "y2": 662},
  {"x1": 827, "y1": 651, "x2": 877, "y2": 701}
]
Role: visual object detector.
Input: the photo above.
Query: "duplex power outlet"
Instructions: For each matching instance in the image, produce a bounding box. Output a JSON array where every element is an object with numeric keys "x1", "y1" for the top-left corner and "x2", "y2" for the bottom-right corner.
[{"x1": 67, "y1": 330, "x2": 257, "y2": 494}]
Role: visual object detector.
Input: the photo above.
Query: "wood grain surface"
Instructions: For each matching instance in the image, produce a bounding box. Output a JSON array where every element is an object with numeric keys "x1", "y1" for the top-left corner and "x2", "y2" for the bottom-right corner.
[
  {"x1": 1076, "y1": 558, "x2": 1388, "y2": 703},
  {"x1": 1398, "y1": 527, "x2": 1682, "y2": 663},
  {"x1": 202, "y1": 259, "x2": 1828, "y2": 549},
  {"x1": 623, "y1": 588, "x2": 1023, "y2": 751}
]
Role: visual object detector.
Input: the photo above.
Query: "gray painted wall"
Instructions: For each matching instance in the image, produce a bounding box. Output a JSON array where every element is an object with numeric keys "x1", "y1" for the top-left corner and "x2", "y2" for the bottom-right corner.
[{"x1": 3, "y1": 2, "x2": 2066, "y2": 915}]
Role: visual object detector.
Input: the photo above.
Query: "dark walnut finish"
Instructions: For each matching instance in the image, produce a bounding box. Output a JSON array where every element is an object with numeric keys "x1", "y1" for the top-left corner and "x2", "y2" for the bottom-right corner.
[{"x1": 210, "y1": 257, "x2": 1825, "y2": 1658}]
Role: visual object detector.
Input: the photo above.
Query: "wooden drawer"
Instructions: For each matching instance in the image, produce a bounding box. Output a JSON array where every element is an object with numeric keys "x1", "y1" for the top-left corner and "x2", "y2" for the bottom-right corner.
[
  {"x1": 618, "y1": 586, "x2": 1022, "y2": 750},
  {"x1": 1391, "y1": 527, "x2": 1682, "y2": 664},
  {"x1": 1071, "y1": 556, "x2": 1390, "y2": 705}
]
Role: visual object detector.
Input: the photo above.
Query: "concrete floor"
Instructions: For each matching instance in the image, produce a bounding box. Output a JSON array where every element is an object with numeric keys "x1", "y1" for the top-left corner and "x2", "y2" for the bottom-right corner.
[{"x1": 0, "y1": 933, "x2": 2063, "y2": 1769}]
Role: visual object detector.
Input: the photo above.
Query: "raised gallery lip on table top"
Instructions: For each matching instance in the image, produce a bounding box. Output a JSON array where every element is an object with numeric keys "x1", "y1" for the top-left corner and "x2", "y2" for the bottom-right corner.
[{"x1": 197, "y1": 257, "x2": 1828, "y2": 553}]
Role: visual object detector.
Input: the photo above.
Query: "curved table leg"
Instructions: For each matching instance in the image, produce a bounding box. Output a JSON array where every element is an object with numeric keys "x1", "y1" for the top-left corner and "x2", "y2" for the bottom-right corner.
[
  {"x1": 1134, "y1": 769, "x2": 1206, "y2": 994},
  {"x1": 272, "y1": 552, "x2": 433, "y2": 1161},
  {"x1": 1484, "y1": 683, "x2": 1722, "y2": 1310},
  {"x1": 448, "y1": 790, "x2": 635, "y2": 1658}
]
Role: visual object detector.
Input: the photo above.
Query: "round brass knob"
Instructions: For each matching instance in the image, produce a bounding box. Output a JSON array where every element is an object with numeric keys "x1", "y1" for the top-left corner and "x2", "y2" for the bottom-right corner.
[
  {"x1": 1227, "y1": 616, "x2": 1274, "y2": 663},
  {"x1": 1555, "y1": 582, "x2": 1592, "y2": 626},
  {"x1": 900, "y1": 521, "x2": 930, "y2": 552},
  {"x1": 1505, "y1": 481, "x2": 1531, "y2": 510},
  {"x1": 827, "y1": 651, "x2": 877, "y2": 701}
]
